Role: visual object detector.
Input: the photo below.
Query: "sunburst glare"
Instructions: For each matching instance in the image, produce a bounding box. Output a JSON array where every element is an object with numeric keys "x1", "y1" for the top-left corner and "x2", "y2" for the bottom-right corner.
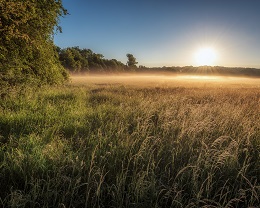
[{"x1": 194, "y1": 48, "x2": 217, "y2": 66}]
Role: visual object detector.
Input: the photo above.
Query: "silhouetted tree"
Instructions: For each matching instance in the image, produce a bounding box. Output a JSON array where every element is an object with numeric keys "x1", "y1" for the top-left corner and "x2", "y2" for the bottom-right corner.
[{"x1": 126, "y1": 53, "x2": 138, "y2": 69}]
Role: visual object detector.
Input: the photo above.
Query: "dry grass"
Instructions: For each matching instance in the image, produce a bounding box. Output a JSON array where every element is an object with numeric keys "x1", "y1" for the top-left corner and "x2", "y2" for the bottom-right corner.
[{"x1": 0, "y1": 74, "x2": 259, "y2": 207}]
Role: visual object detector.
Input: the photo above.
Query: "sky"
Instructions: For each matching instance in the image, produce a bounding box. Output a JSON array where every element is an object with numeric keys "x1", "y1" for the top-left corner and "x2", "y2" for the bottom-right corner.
[{"x1": 54, "y1": 0, "x2": 260, "y2": 68}]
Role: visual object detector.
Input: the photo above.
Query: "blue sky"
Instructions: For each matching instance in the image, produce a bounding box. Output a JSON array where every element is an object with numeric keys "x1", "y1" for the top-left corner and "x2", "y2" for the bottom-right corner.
[{"x1": 54, "y1": 0, "x2": 260, "y2": 67}]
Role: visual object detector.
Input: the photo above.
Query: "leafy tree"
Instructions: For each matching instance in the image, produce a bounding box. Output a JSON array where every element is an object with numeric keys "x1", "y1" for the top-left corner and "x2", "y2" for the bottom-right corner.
[
  {"x1": 112, "y1": 59, "x2": 126, "y2": 71},
  {"x1": 58, "y1": 47, "x2": 126, "y2": 72},
  {"x1": 88, "y1": 53, "x2": 105, "y2": 70},
  {"x1": 58, "y1": 47, "x2": 89, "y2": 72},
  {"x1": 126, "y1": 53, "x2": 138, "y2": 69},
  {"x1": 0, "y1": 0, "x2": 68, "y2": 86}
]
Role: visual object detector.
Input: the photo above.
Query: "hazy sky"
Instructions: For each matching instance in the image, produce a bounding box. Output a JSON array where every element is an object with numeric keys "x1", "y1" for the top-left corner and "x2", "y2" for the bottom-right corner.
[{"x1": 54, "y1": 0, "x2": 260, "y2": 68}]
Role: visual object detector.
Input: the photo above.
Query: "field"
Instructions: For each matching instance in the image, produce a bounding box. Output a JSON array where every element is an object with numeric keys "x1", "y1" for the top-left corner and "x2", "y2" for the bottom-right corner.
[{"x1": 0, "y1": 74, "x2": 260, "y2": 207}]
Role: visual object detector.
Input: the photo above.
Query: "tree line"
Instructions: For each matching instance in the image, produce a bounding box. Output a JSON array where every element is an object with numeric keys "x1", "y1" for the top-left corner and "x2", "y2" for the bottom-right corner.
[
  {"x1": 140, "y1": 65, "x2": 260, "y2": 77},
  {"x1": 58, "y1": 46, "x2": 260, "y2": 77},
  {"x1": 57, "y1": 46, "x2": 138, "y2": 72}
]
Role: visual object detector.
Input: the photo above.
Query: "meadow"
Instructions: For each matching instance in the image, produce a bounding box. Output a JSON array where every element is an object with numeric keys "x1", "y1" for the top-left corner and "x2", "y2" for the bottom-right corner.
[{"x1": 0, "y1": 74, "x2": 259, "y2": 207}]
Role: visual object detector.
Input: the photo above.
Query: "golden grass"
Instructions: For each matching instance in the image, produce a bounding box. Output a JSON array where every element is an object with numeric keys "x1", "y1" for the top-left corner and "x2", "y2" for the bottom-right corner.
[{"x1": 0, "y1": 74, "x2": 259, "y2": 207}]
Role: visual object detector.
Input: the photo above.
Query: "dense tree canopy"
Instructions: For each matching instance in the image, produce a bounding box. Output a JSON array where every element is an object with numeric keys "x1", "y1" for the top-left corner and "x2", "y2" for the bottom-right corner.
[
  {"x1": 0, "y1": 0, "x2": 68, "y2": 86},
  {"x1": 58, "y1": 47, "x2": 126, "y2": 72}
]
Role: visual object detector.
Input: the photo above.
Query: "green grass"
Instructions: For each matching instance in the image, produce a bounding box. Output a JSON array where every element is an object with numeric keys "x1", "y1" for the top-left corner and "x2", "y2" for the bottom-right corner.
[{"x1": 0, "y1": 82, "x2": 259, "y2": 207}]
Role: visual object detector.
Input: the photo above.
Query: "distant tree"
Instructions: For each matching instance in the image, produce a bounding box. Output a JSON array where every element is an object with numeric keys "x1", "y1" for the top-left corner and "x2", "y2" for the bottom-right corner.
[
  {"x1": 0, "y1": 0, "x2": 68, "y2": 86},
  {"x1": 88, "y1": 53, "x2": 105, "y2": 71},
  {"x1": 138, "y1": 65, "x2": 147, "y2": 69},
  {"x1": 126, "y1": 53, "x2": 138, "y2": 69},
  {"x1": 103, "y1": 59, "x2": 117, "y2": 71},
  {"x1": 102, "y1": 59, "x2": 125, "y2": 71},
  {"x1": 58, "y1": 47, "x2": 127, "y2": 72},
  {"x1": 111, "y1": 59, "x2": 126, "y2": 71},
  {"x1": 58, "y1": 47, "x2": 89, "y2": 72}
]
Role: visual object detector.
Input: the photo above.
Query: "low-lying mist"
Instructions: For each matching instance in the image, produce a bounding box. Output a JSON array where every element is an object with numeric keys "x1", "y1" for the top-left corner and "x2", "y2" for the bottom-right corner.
[{"x1": 70, "y1": 73, "x2": 260, "y2": 88}]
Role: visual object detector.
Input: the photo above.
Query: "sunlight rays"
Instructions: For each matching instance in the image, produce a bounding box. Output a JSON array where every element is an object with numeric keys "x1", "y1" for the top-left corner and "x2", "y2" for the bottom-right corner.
[{"x1": 194, "y1": 48, "x2": 217, "y2": 66}]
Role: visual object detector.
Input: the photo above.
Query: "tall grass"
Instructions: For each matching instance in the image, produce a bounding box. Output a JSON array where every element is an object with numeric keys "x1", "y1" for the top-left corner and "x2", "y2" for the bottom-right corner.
[{"x1": 0, "y1": 83, "x2": 259, "y2": 207}]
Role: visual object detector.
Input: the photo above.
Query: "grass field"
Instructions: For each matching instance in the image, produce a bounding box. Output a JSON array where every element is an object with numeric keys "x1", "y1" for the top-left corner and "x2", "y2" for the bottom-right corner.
[{"x1": 0, "y1": 74, "x2": 259, "y2": 207}]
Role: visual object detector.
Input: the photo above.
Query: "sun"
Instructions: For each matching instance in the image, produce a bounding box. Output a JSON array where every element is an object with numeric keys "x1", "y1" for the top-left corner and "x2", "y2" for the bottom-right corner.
[{"x1": 194, "y1": 48, "x2": 217, "y2": 66}]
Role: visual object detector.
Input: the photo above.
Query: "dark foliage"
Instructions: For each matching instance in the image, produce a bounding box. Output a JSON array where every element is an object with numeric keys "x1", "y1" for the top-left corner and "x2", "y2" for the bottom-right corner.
[
  {"x1": 58, "y1": 47, "x2": 126, "y2": 72},
  {"x1": 137, "y1": 65, "x2": 260, "y2": 78},
  {"x1": 0, "y1": 0, "x2": 68, "y2": 87}
]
